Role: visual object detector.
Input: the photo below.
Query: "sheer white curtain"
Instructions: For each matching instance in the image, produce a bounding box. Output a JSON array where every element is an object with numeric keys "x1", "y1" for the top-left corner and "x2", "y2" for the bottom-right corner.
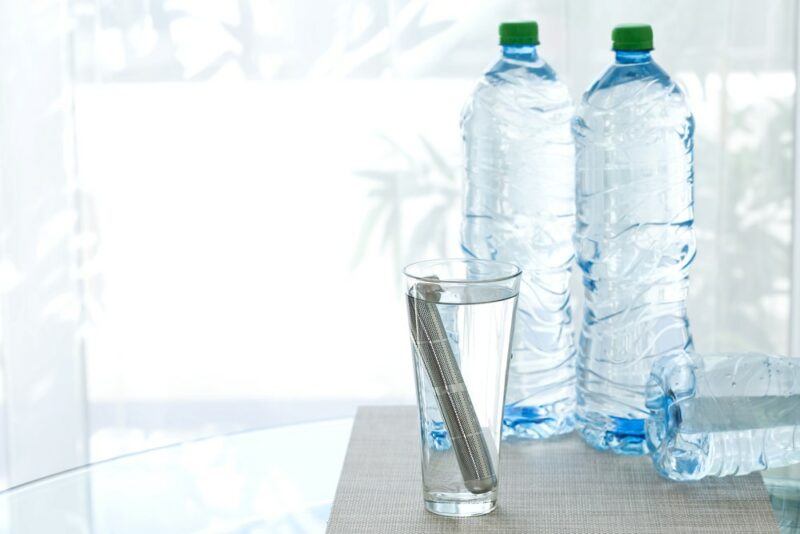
[{"x1": 0, "y1": 0, "x2": 795, "y2": 489}]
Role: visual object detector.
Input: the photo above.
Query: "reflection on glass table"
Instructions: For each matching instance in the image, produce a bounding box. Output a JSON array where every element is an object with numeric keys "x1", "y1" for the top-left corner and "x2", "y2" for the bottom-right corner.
[
  {"x1": 0, "y1": 419, "x2": 352, "y2": 533},
  {"x1": 0, "y1": 417, "x2": 797, "y2": 533}
]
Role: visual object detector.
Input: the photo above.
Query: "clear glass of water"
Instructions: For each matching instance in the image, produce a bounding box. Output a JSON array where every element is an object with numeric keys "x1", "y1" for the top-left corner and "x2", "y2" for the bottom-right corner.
[{"x1": 404, "y1": 259, "x2": 521, "y2": 517}]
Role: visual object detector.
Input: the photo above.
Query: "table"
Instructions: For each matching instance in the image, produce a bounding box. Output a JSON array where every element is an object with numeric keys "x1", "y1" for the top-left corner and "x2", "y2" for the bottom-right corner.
[{"x1": 0, "y1": 417, "x2": 796, "y2": 533}]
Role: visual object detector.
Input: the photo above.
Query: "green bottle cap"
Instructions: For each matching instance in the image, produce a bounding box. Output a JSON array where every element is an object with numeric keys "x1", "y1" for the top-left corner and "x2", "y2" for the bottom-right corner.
[
  {"x1": 499, "y1": 21, "x2": 539, "y2": 46},
  {"x1": 612, "y1": 23, "x2": 653, "y2": 51}
]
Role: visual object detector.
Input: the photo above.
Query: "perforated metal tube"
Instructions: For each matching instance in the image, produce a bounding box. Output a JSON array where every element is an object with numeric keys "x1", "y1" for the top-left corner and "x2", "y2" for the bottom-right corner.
[{"x1": 407, "y1": 285, "x2": 496, "y2": 495}]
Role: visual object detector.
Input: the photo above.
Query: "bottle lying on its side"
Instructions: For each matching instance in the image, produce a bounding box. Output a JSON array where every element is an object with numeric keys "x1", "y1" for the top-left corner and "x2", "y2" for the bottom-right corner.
[{"x1": 646, "y1": 351, "x2": 800, "y2": 481}]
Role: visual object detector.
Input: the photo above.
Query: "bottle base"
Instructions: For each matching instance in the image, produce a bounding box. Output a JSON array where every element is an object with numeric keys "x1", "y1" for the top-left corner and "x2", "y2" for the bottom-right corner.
[
  {"x1": 578, "y1": 413, "x2": 647, "y2": 455},
  {"x1": 502, "y1": 402, "x2": 575, "y2": 440}
]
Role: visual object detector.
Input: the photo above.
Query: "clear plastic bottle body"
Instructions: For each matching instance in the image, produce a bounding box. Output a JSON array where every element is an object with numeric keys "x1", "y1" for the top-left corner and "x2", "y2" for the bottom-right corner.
[
  {"x1": 646, "y1": 351, "x2": 800, "y2": 481},
  {"x1": 573, "y1": 50, "x2": 696, "y2": 454},
  {"x1": 461, "y1": 45, "x2": 576, "y2": 439}
]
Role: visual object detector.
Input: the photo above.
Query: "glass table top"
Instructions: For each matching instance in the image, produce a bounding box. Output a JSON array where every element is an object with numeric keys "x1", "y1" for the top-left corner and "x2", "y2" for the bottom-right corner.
[
  {"x1": 0, "y1": 419, "x2": 353, "y2": 533},
  {"x1": 0, "y1": 417, "x2": 796, "y2": 533}
]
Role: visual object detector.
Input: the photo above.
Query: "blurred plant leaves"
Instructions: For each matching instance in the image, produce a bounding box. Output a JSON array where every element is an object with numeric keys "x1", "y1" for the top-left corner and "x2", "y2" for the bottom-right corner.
[{"x1": 351, "y1": 135, "x2": 459, "y2": 284}]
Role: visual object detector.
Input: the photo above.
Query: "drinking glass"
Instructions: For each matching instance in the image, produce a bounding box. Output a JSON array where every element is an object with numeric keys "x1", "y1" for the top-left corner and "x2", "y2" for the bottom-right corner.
[{"x1": 404, "y1": 258, "x2": 521, "y2": 517}]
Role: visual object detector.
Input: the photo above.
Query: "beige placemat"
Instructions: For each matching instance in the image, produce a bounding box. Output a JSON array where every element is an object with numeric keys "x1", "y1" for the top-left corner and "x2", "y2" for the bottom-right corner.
[{"x1": 327, "y1": 406, "x2": 777, "y2": 533}]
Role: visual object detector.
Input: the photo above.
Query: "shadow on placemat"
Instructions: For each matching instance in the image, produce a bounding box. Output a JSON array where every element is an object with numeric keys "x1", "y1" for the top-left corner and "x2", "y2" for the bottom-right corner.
[{"x1": 327, "y1": 406, "x2": 778, "y2": 534}]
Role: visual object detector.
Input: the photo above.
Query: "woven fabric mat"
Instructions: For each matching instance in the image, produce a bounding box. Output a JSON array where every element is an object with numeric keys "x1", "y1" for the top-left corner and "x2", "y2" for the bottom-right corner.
[{"x1": 326, "y1": 406, "x2": 777, "y2": 534}]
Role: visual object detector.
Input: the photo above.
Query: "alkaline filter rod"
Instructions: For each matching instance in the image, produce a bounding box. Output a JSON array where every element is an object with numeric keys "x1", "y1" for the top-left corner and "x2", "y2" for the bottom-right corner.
[{"x1": 407, "y1": 284, "x2": 496, "y2": 494}]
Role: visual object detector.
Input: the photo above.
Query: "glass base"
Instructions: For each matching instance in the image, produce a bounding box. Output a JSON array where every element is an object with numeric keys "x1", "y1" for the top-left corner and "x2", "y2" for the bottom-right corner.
[
  {"x1": 424, "y1": 498, "x2": 496, "y2": 517},
  {"x1": 579, "y1": 413, "x2": 647, "y2": 455}
]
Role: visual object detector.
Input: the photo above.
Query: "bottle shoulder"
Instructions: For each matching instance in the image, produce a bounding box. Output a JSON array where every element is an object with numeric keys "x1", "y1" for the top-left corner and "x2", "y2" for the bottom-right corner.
[
  {"x1": 577, "y1": 59, "x2": 689, "y2": 116},
  {"x1": 466, "y1": 56, "x2": 572, "y2": 113},
  {"x1": 485, "y1": 55, "x2": 560, "y2": 83},
  {"x1": 461, "y1": 54, "x2": 574, "y2": 133}
]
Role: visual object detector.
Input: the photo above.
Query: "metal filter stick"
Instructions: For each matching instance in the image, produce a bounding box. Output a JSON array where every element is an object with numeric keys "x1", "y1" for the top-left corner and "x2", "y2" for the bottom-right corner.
[{"x1": 407, "y1": 282, "x2": 497, "y2": 495}]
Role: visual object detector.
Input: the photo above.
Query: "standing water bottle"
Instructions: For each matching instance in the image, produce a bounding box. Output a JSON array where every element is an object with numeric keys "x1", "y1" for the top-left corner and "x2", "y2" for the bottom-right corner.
[
  {"x1": 646, "y1": 352, "x2": 800, "y2": 481},
  {"x1": 573, "y1": 24, "x2": 695, "y2": 454},
  {"x1": 461, "y1": 21, "x2": 576, "y2": 439}
]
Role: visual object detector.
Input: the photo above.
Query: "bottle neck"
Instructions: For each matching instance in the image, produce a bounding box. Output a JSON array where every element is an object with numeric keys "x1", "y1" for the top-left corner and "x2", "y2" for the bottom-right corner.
[
  {"x1": 501, "y1": 44, "x2": 539, "y2": 61},
  {"x1": 614, "y1": 50, "x2": 652, "y2": 64}
]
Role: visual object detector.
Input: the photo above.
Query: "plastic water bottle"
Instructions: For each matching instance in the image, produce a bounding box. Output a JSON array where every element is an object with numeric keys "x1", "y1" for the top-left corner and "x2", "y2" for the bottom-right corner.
[
  {"x1": 646, "y1": 351, "x2": 800, "y2": 481},
  {"x1": 573, "y1": 24, "x2": 696, "y2": 454},
  {"x1": 461, "y1": 21, "x2": 576, "y2": 439}
]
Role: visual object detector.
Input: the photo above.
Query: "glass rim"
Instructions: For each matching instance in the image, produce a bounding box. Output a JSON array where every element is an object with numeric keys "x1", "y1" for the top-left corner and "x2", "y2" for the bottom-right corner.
[{"x1": 403, "y1": 258, "x2": 522, "y2": 285}]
